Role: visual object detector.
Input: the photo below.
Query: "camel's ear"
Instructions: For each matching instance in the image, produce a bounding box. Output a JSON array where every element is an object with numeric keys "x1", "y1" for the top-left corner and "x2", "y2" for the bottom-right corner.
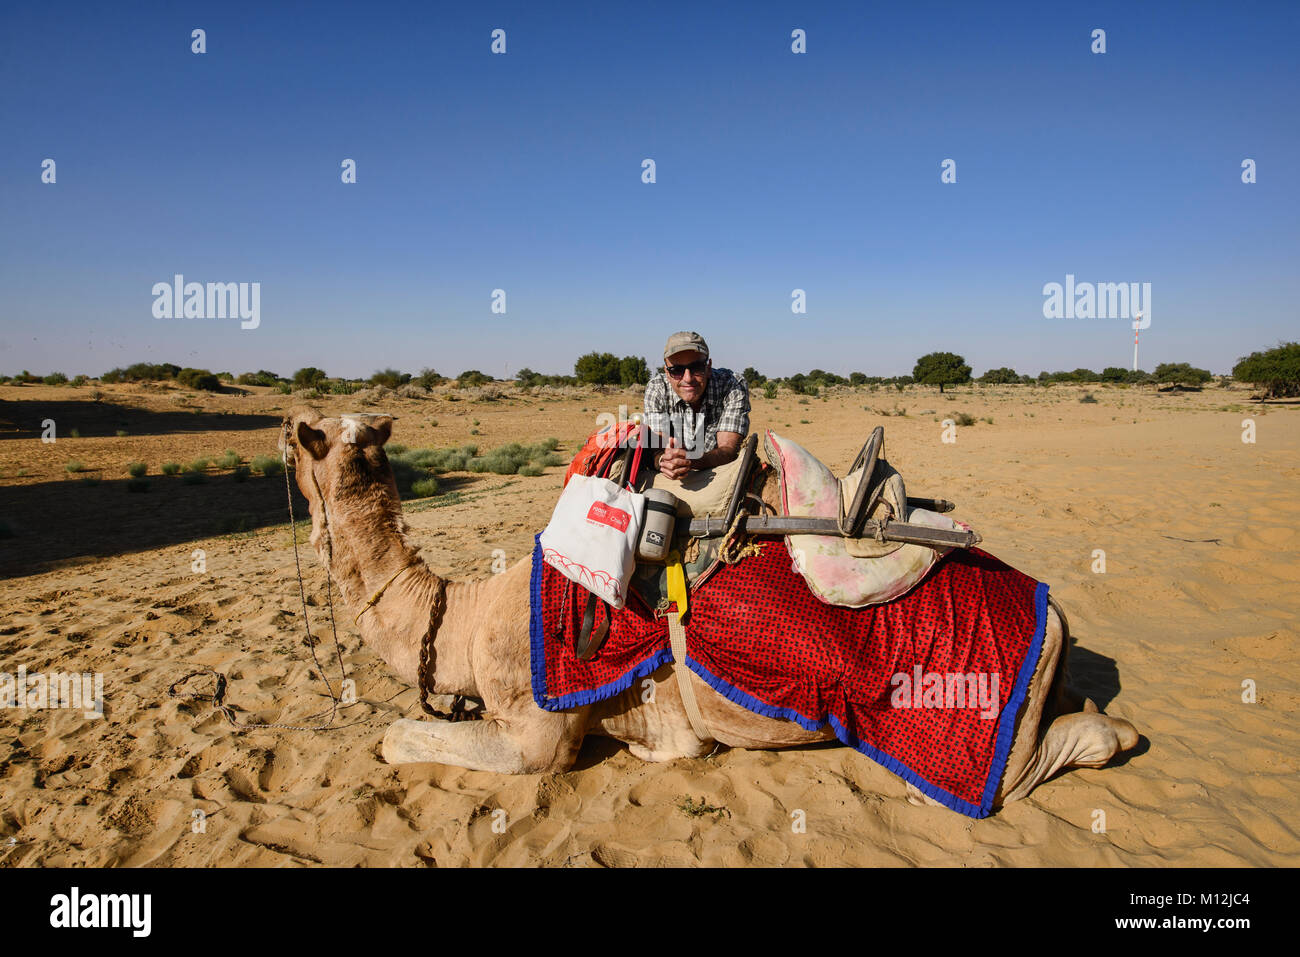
[
  {"x1": 369, "y1": 415, "x2": 394, "y2": 446},
  {"x1": 297, "y1": 420, "x2": 330, "y2": 460}
]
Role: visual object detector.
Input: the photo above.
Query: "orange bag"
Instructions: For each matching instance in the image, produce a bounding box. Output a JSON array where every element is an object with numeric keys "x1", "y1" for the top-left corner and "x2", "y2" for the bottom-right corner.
[{"x1": 564, "y1": 421, "x2": 641, "y2": 487}]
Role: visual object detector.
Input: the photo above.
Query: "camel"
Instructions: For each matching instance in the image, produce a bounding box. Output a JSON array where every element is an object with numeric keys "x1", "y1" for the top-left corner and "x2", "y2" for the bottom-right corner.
[{"x1": 280, "y1": 407, "x2": 1139, "y2": 811}]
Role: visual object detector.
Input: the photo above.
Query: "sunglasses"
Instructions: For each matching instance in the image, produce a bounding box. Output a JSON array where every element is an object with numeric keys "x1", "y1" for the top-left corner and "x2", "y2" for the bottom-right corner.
[{"x1": 666, "y1": 359, "x2": 709, "y2": 379}]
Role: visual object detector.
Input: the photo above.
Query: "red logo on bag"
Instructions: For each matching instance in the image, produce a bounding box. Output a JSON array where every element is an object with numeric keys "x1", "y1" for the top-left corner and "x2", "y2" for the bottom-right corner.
[{"x1": 586, "y1": 501, "x2": 631, "y2": 532}]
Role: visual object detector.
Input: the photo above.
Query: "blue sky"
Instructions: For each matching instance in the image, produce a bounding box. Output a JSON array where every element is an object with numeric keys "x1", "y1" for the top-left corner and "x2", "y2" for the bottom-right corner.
[{"x1": 2, "y1": 0, "x2": 1296, "y2": 379}]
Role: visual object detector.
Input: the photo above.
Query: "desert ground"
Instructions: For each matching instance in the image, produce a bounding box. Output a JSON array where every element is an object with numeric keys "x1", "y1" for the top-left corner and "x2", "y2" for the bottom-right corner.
[{"x1": 0, "y1": 379, "x2": 1297, "y2": 867}]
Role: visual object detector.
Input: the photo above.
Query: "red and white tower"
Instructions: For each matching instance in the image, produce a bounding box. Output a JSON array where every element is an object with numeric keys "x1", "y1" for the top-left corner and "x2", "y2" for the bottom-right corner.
[{"x1": 1132, "y1": 311, "x2": 1143, "y2": 372}]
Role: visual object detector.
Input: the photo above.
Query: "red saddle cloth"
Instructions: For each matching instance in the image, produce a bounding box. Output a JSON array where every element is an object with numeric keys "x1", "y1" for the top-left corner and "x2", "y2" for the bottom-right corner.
[{"x1": 529, "y1": 534, "x2": 1048, "y2": 818}]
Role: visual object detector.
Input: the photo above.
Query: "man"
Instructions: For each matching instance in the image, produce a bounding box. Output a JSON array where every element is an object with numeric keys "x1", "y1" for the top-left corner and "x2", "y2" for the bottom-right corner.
[{"x1": 643, "y1": 331, "x2": 750, "y2": 480}]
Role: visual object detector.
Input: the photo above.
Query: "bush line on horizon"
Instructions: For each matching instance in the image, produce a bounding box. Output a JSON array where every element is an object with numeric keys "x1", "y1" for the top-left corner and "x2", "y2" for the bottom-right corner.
[{"x1": 4, "y1": 342, "x2": 1295, "y2": 398}]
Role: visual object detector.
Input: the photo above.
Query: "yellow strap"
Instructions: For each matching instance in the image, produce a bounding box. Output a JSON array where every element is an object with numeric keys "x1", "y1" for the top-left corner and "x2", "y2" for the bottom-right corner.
[
  {"x1": 663, "y1": 551, "x2": 710, "y2": 742},
  {"x1": 665, "y1": 550, "x2": 688, "y2": 620}
]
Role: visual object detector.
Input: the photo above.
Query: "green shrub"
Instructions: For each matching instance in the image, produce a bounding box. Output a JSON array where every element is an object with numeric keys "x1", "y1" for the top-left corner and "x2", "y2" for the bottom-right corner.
[
  {"x1": 69, "y1": 428, "x2": 81, "y2": 438},
  {"x1": 217, "y1": 449, "x2": 241, "y2": 469},
  {"x1": 1079, "y1": 393, "x2": 1099, "y2": 404},
  {"x1": 80, "y1": 476, "x2": 101, "y2": 487},
  {"x1": 189, "y1": 458, "x2": 210, "y2": 472},
  {"x1": 181, "y1": 470, "x2": 205, "y2": 485},
  {"x1": 126, "y1": 462, "x2": 147, "y2": 478},
  {"x1": 177, "y1": 368, "x2": 221, "y2": 391},
  {"x1": 127, "y1": 478, "x2": 150, "y2": 492},
  {"x1": 251, "y1": 455, "x2": 283, "y2": 476},
  {"x1": 276, "y1": 382, "x2": 292, "y2": 395},
  {"x1": 215, "y1": 514, "x2": 255, "y2": 534},
  {"x1": 386, "y1": 443, "x2": 408, "y2": 456},
  {"x1": 391, "y1": 445, "x2": 476, "y2": 473},
  {"x1": 1232, "y1": 342, "x2": 1300, "y2": 398},
  {"x1": 951, "y1": 412, "x2": 976, "y2": 427},
  {"x1": 71, "y1": 374, "x2": 89, "y2": 387},
  {"x1": 161, "y1": 462, "x2": 181, "y2": 475},
  {"x1": 370, "y1": 368, "x2": 411, "y2": 388},
  {"x1": 518, "y1": 465, "x2": 544, "y2": 477},
  {"x1": 763, "y1": 382, "x2": 778, "y2": 400},
  {"x1": 237, "y1": 370, "x2": 281, "y2": 387},
  {"x1": 232, "y1": 465, "x2": 250, "y2": 482},
  {"x1": 43, "y1": 372, "x2": 69, "y2": 385},
  {"x1": 293, "y1": 367, "x2": 329, "y2": 389},
  {"x1": 116, "y1": 430, "x2": 128, "y2": 437},
  {"x1": 392, "y1": 440, "x2": 559, "y2": 479},
  {"x1": 979, "y1": 367, "x2": 1020, "y2": 385},
  {"x1": 414, "y1": 368, "x2": 445, "y2": 389},
  {"x1": 65, "y1": 460, "x2": 86, "y2": 473},
  {"x1": 410, "y1": 477, "x2": 440, "y2": 497}
]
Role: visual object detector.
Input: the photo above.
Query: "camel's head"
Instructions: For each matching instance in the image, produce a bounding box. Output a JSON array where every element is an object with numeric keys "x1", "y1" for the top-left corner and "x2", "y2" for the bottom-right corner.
[{"x1": 280, "y1": 405, "x2": 401, "y2": 512}]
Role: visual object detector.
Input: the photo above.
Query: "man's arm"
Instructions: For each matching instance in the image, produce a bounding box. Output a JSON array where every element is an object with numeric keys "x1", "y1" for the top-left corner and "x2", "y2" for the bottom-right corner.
[{"x1": 687, "y1": 430, "x2": 742, "y2": 470}]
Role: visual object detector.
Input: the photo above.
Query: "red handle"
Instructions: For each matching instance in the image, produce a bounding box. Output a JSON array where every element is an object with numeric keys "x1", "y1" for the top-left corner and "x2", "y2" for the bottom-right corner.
[{"x1": 626, "y1": 424, "x2": 645, "y2": 490}]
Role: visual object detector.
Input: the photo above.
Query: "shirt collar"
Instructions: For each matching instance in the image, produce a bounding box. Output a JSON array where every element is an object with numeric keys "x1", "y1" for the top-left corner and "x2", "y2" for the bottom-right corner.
[{"x1": 666, "y1": 372, "x2": 712, "y2": 412}]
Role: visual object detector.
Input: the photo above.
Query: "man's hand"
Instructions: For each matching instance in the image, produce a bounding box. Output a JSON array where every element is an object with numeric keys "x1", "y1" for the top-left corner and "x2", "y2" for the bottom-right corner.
[{"x1": 658, "y1": 437, "x2": 691, "y2": 480}]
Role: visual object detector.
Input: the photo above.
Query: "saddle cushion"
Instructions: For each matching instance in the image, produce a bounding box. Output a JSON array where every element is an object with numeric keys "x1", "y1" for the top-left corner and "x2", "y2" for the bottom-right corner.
[{"x1": 764, "y1": 430, "x2": 969, "y2": 608}]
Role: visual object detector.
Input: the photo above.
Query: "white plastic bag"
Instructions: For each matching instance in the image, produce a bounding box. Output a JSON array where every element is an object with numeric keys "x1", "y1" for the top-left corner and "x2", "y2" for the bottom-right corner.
[{"x1": 540, "y1": 474, "x2": 645, "y2": 610}]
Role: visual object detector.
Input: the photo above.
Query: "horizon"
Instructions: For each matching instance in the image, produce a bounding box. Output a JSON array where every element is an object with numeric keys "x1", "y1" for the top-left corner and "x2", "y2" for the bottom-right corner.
[
  {"x1": 3, "y1": 348, "x2": 1277, "y2": 384},
  {"x1": 3, "y1": 1, "x2": 1297, "y2": 379}
]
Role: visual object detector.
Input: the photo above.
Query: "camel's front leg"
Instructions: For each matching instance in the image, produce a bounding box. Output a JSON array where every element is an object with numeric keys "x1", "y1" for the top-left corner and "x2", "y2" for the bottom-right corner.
[{"x1": 381, "y1": 710, "x2": 587, "y2": 774}]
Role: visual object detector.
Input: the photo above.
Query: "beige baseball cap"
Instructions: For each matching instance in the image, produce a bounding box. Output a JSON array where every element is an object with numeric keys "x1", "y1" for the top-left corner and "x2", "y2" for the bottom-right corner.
[{"x1": 663, "y1": 331, "x2": 709, "y2": 360}]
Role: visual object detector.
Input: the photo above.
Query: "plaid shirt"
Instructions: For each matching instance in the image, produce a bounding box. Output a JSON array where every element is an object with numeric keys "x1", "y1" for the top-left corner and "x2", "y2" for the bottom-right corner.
[{"x1": 643, "y1": 366, "x2": 750, "y2": 455}]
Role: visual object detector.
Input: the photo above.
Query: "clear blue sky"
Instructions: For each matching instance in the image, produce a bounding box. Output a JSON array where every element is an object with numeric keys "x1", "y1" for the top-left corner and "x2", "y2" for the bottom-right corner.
[{"x1": 2, "y1": 0, "x2": 1296, "y2": 379}]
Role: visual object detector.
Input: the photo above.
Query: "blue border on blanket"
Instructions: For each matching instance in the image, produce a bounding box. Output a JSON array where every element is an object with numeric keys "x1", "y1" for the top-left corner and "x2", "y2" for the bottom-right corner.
[
  {"x1": 530, "y1": 533, "x2": 1049, "y2": 818},
  {"x1": 530, "y1": 535, "x2": 673, "y2": 712},
  {"x1": 678, "y1": 580, "x2": 1049, "y2": 819}
]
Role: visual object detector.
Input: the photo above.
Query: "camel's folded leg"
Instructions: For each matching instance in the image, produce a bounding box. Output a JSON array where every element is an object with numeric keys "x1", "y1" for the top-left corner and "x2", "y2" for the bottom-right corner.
[
  {"x1": 381, "y1": 713, "x2": 584, "y2": 774},
  {"x1": 998, "y1": 710, "x2": 1139, "y2": 804},
  {"x1": 996, "y1": 602, "x2": 1140, "y2": 805}
]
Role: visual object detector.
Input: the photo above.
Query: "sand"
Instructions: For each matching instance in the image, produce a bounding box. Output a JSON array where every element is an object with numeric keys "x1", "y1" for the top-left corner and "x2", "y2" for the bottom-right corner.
[{"x1": 1, "y1": 379, "x2": 1297, "y2": 867}]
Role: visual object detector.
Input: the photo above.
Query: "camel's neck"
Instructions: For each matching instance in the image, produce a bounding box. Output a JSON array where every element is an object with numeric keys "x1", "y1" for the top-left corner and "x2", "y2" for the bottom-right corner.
[{"x1": 305, "y1": 487, "x2": 478, "y2": 698}]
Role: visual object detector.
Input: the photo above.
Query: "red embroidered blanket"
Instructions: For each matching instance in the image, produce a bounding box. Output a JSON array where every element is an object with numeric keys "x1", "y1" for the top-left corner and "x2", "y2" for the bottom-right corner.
[{"x1": 529, "y1": 534, "x2": 1048, "y2": 818}]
